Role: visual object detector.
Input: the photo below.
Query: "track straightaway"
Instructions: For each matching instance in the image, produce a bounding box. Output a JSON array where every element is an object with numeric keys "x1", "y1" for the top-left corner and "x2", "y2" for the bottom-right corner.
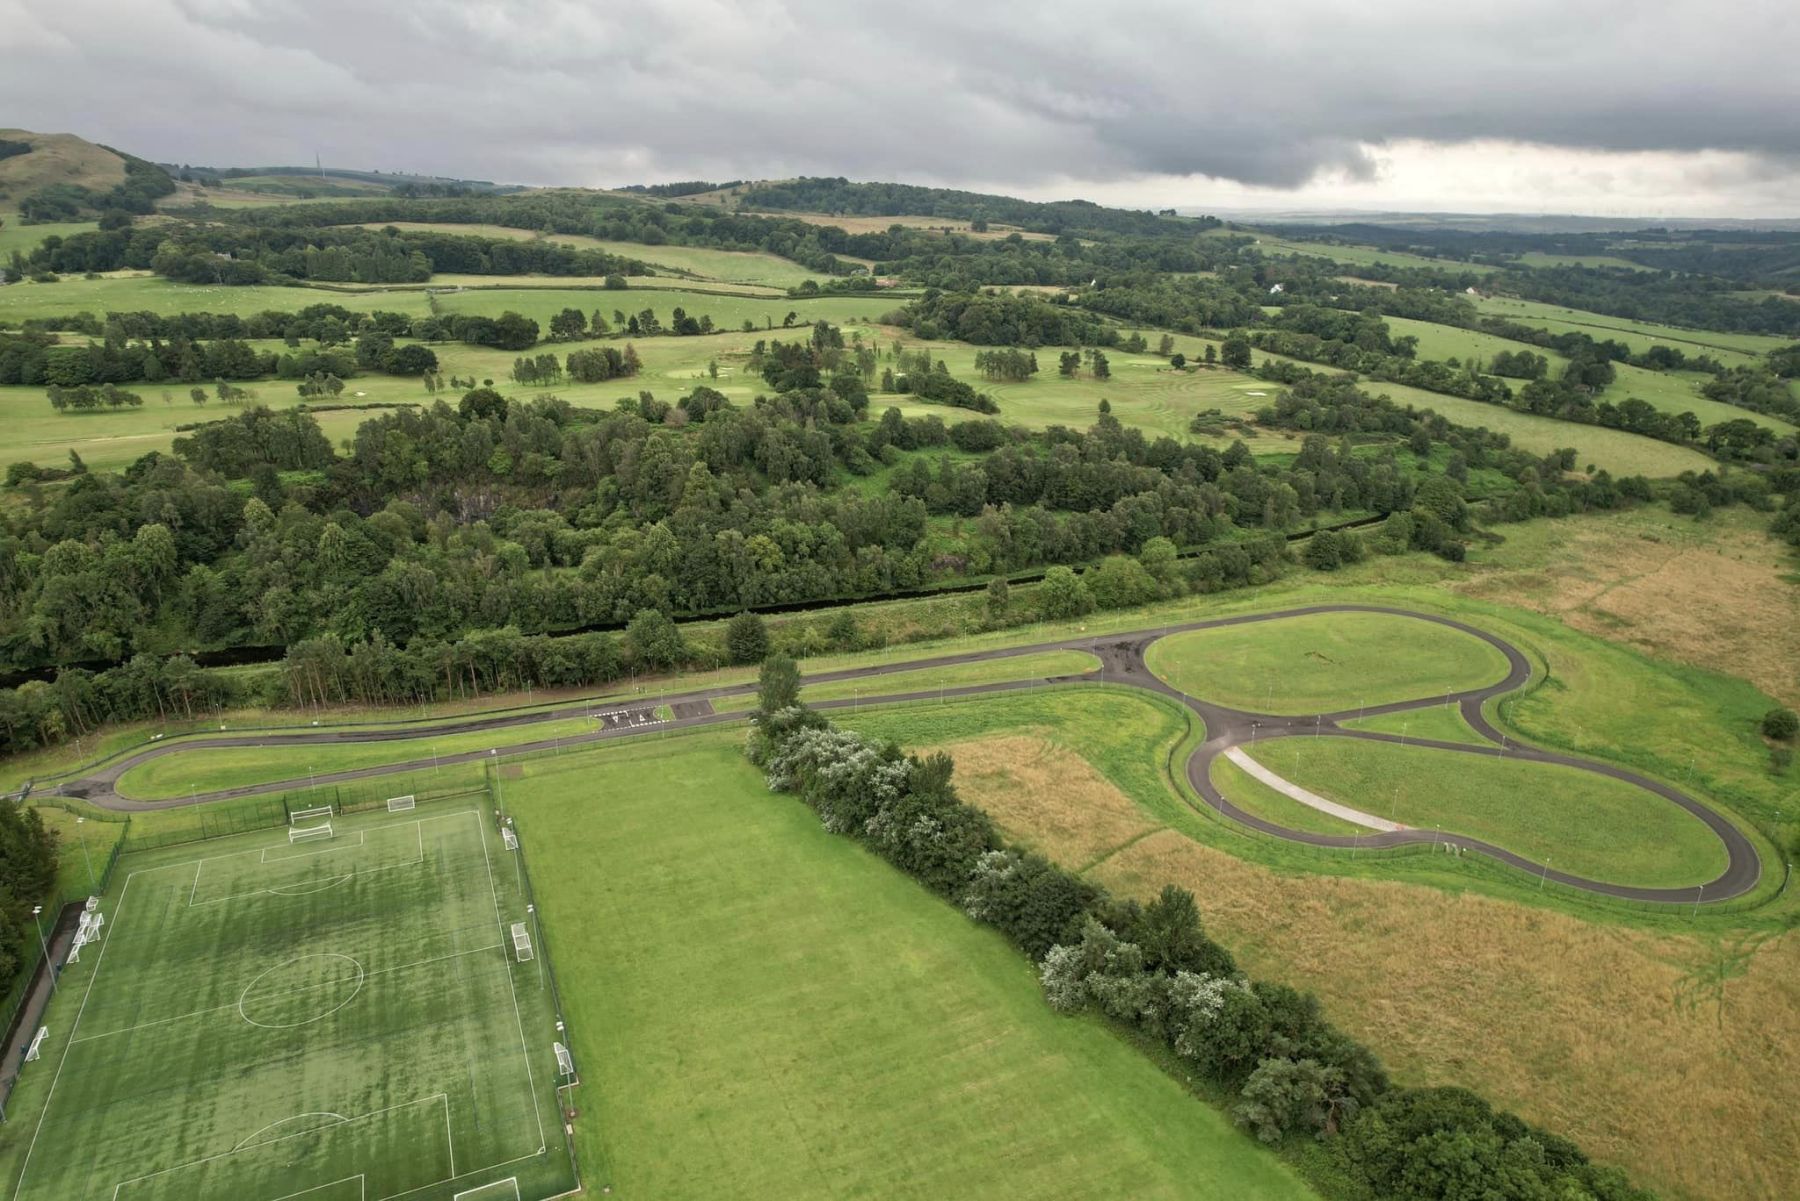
[{"x1": 44, "y1": 605, "x2": 1761, "y2": 904}]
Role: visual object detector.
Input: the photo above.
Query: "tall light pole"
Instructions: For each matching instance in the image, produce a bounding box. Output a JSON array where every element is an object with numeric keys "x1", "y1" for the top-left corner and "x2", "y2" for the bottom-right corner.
[
  {"x1": 31, "y1": 906, "x2": 54, "y2": 997},
  {"x1": 75, "y1": 817, "x2": 94, "y2": 890}
]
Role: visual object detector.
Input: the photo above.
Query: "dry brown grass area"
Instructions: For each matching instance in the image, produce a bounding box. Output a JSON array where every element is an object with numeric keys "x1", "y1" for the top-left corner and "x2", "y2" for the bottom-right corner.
[
  {"x1": 0, "y1": 129, "x2": 127, "y2": 201},
  {"x1": 928, "y1": 735, "x2": 1161, "y2": 867},
  {"x1": 1089, "y1": 831, "x2": 1799, "y2": 1201},
  {"x1": 1460, "y1": 509, "x2": 1800, "y2": 706}
]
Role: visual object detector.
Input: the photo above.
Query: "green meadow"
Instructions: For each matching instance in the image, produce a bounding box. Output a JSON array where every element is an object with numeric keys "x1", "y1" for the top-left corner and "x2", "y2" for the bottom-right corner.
[
  {"x1": 1245, "y1": 737, "x2": 1729, "y2": 888},
  {"x1": 512, "y1": 734, "x2": 1317, "y2": 1201},
  {"x1": 1144, "y1": 610, "x2": 1512, "y2": 715}
]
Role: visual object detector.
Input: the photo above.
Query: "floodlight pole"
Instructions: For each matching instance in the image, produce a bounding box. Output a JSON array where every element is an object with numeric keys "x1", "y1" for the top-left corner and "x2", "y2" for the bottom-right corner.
[
  {"x1": 31, "y1": 906, "x2": 53, "y2": 997},
  {"x1": 1539, "y1": 856, "x2": 1551, "y2": 891},
  {"x1": 75, "y1": 817, "x2": 94, "y2": 890}
]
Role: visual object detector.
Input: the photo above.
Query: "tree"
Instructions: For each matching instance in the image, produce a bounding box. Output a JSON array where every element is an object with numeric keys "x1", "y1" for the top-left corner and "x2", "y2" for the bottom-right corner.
[
  {"x1": 458, "y1": 387, "x2": 509, "y2": 422},
  {"x1": 1039, "y1": 565, "x2": 1092, "y2": 619},
  {"x1": 1234, "y1": 1057, "x2": 1348, "y2": 1143},
  {"x1": 725, "y1": 611, "x2": 769, "y2": 665},
  {"x1": 984, "y1": 577, "x2": 1010, "y2": 623},
  {"x1": 1220, "y1": 334, "x2": 1253, "y2": 370},
  {"x1": 757, "y1": 652, "x2": 801, "y2": 714},
  {"x1": 624, "y1": 608, "x2": 685, "y2": 669},
  {"x1": 1170, "y1": 353, "x2": 1186, "y2": 369},
  {"x1": 1762, "y1": 708, "x2": 1799, "y2": 741},
  {"x1": 548, "y1": 307, "x2": 587, "y2": 341}
]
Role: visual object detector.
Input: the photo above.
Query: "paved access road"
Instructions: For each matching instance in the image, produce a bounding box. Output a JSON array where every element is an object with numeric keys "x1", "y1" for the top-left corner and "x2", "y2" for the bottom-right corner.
[{"x1": 44, "y1": 605, "x2": 1761, "y2": 904}]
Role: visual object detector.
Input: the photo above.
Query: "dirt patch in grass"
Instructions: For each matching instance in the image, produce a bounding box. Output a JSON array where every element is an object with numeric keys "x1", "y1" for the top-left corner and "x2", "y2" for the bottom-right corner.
[
  {"x1": 1459, "y1": 509, "x2": 1800, "y2": 707},
  {"x1": 1090, "y1": 830, "x2": 1799, "y2": 1201},
  {"x1": 929, "y1": 735, "x2": 1161, "y2": 867}
]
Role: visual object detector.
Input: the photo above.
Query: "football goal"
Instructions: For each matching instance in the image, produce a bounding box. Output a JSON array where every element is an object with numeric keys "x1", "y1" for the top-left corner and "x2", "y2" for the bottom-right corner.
[
  {"x1": 510, "y1": 921, "x2": 533, "y2": 962},
  {"x1": 453, "y1": 1178, "x2": 521, "y2": 1201},
  {"x1": 289, "y1": 822, "x2": 334, "y2": 844},
  {"x1": 387, "y1": 794, "x2": 416, "y2": 813},
  {"x1": 290, "y1": 805, "x2": 334, "y2": 825}
]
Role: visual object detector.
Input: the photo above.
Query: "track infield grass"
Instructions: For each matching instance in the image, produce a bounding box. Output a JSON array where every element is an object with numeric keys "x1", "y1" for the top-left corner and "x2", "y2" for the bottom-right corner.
[
  {"x1": 1243, "y1": 738, "x2": 1729, "y2": 888},
  {"x1": 0, "y1": 802, "x2": 574, "y2": 1201},
  {"x1": 508, "y1": 734, "x2": 1316, "y2": 1201},
  {"x1": 1144, "y1": 610, "x2": 1511, "y2": 715}
]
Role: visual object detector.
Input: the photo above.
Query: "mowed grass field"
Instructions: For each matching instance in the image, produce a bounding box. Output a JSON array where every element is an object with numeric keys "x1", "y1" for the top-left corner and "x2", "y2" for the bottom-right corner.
[
  {"x1": 710, "y1": 649, "x2": 1099, "y2": 713},
  {"x1": 112, "y1": 716, "x2": 603, "y2": 801},
  {"x1": 509, "y1": 734, "x2": 1315, "y2": 1201},
  {"x1": 0, "y1": 213, "x2": 98, "y2": 259},
  {"x1": 1240, "y1": 233, "x2": 1497, "y2": 274},
  {"x1": 1471, "y1": 294, "x2": 1794, "y2": 360},
  {"x1": 0, "y1": 802, "x2": 574, "y2": 1201},
  {"x1": 1381, "y1": 315, "x2": 1792, "y2": 434},
  {"x1": 1242, "y1": 737, "x2": 1729, "y2": 887},
  {"x1": 1144, "y1": 610, "x2": 1511, "y2": 714}
]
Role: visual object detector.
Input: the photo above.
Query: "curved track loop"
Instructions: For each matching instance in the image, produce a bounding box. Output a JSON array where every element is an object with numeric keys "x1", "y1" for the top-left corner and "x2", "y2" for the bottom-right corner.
[{"x1": 49, "y1": 605, "x2": 1760, "y2": 904}]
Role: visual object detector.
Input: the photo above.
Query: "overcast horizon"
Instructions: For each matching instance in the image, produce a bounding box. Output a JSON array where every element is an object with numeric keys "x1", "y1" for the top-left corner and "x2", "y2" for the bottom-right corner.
[{"x1": 5, "y1": 0, "x2": 1798, "y2": 220}]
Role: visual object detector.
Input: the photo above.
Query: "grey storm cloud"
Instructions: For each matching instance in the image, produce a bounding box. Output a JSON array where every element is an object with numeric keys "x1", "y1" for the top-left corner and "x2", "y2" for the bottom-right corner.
[{"x1": 1, "y1": 0, "x2": 1796, "y2": 192}]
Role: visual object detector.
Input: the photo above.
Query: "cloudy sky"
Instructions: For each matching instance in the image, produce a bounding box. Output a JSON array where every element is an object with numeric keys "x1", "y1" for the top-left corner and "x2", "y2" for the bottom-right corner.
[{"x1": 4, "y1": 0, "x2": 1797, "y2": 217}]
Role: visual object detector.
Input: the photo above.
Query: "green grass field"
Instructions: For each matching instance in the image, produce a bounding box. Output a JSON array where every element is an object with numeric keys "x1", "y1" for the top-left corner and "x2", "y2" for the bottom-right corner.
[
  {"x1": 508, "y1": 734, "x2": 1314, "y2": 1200},
  {"x1": 1245, "y1": 737, "x2": 1729, "y2": 887},
  {"x1": 0, "y1": 214, "x2": 98, "y2": 260},
  {"x1": 0, "y1": 802, "x2": 574, "y2": 1201},
  {"x1": 1358, "y1": 379, "x2": 1716, "y2": 475},
  {"x1": 1471, "y1": 295, "x2": 1789, "y2": 361},
  {"x1": 713, "y1": 649, "x2": 1099, "y2": 713},
  {"x1": 1144, "y1": 611, "x2": 1511, "y2": 715},
  {"x1": 1209, "y1": 754, "x2": 1362, "y2": 837},
  {"x1": 113, "y1": 717, "x2": 603, "y2": 801},
  {"x1": 1236, "y1": 232, "x2": 1498, "y2": 275},
  {"x1": 1337, "y1": 704, "x2": 1485, "y2": 745},
  {"x1": 341, "y1": 222, "x2": 824, "y2": 288}
]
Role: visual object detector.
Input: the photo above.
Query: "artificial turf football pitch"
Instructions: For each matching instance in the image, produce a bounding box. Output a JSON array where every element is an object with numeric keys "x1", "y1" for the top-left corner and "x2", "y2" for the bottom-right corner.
[{"x1": 0, "y1": 802, "x2": 575, "y2": 1201}]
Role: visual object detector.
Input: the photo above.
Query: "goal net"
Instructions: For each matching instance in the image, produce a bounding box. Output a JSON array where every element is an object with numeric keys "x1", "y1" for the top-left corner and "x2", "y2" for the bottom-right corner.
[
  {"x1": 452, "y1": 1179, "x2": 520, "y2": 1201},
  {"x1": 386, "y1": 794, "x2": 416, "y2": 812},
  {"x1": 289, "y1": 822, "x2": 334, "y2": 844},
  {"x1": 554, "y1": 1041, "x2": 575, "y2": 1079},
  {"x1": 289, "y1": 805, "x2": 333, "y2": 825},
  {"x1": 501, "y1": 827, "x2": 518, "y2": 851},
  {"x1": 510, "y1": 921, "x2": 533, "y2": 962}
]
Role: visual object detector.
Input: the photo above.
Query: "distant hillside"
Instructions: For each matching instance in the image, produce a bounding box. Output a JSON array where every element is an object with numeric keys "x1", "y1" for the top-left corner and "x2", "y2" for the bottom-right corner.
[
  {"x1": 163, "y1": 163, "x2": 520, "y2": 200},
  {"x1": 733, "y1": 176, "x2": 1209, "y2": 238},
  {"x1": 0, "y1": 129, "x2": 128, "y2": 205}
]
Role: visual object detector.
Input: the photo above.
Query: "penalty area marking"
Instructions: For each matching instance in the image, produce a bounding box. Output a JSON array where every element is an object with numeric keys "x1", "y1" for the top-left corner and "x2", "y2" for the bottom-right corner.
[
  {"x1": 106, "y1": 1094, "x2": 448, "y2": 1201},
  {"x1": 262, "y1": 830, "x2": 366, "y2": 863},
  {"x1": 262, "y1": 1176, "x2": 365, "y2": 1201},
  {"x1": 237, "y1": 953, "x2": 366, "y2": 1029},
  {"x1": 232, "y1": 1113, "x2": 351, "y2": 1152}
]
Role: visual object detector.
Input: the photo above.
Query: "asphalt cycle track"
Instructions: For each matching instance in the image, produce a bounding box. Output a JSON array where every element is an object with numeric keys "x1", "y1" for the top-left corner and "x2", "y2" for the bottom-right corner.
[{"x1": 39, "y1": 605, "x2": 1761, "y2": 905}]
